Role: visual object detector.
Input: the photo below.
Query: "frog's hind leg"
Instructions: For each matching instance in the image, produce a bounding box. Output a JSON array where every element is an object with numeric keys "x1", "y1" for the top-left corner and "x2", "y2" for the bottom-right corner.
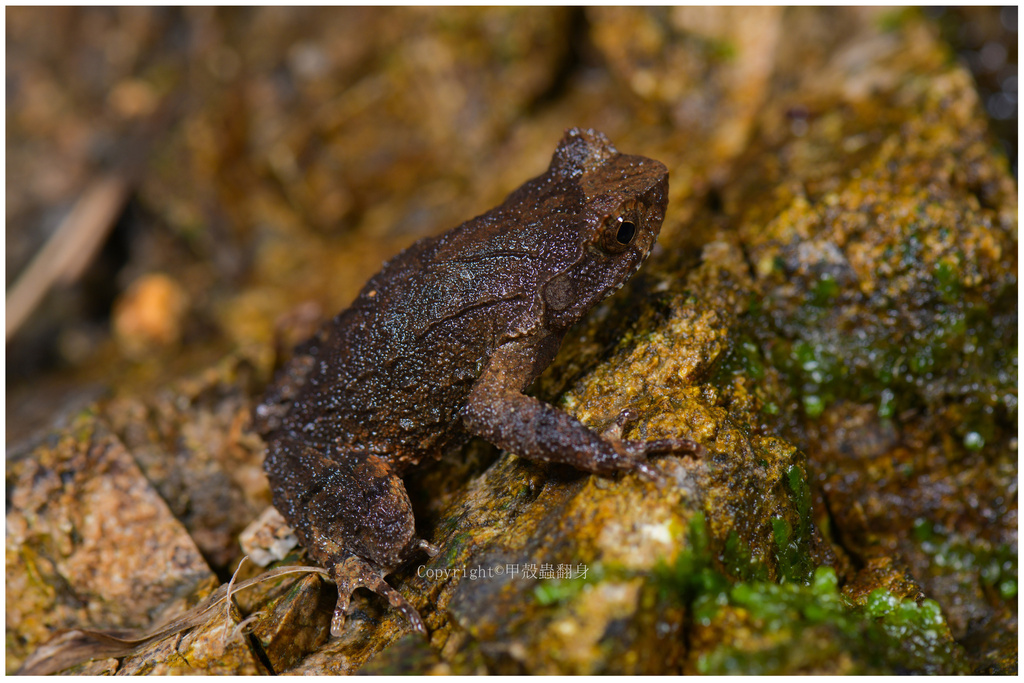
[{"x1": 262, "y1": 437, "x2": 434, "y2": 635}]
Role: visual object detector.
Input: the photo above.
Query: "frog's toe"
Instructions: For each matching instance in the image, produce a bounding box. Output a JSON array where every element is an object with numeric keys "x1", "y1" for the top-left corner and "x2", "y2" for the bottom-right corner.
[
  {"x1": 330, "y1": 599, "x2": 349, "y2": 638},
  {"x1": 629, "y1": 459, "x2": 663, "y2": 482},
  {"x1": 380, "y1": 586, "x2": 427, "y2": 635},
  {"x1": 618, "y1": 437, "x2": 702, "y2": 461},
  {"x1": 640, "y1": 437, "x2": 703, "y2": 457},
  {"x1": 414, "y1": 538, "x2": 440, "y2": 557}
]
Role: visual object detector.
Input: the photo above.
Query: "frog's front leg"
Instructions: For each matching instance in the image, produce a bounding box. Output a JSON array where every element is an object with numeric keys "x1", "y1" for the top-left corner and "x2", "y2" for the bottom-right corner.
[
  {"x1": 262, "y1": 437, "x2": 437, "y2": 636},
  {"x1": 463, "y1": 340, "x2": 700, "y2": 480},
  {"x1": 330, "y1": 555, "x2": 429, "y2": 636}
]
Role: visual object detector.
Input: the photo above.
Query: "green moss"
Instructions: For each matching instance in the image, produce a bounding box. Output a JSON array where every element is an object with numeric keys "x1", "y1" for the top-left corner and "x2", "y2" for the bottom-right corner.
[
  {"x1": 655, "y1": 518, "x2": 968, "y2": 674},
  {"x1": 439, "y1": 531, "x2": 474, "y2": 564},
  {"x1": 877, "y1": 388, "x2": 895, "y2": 418},
  {"x1": 912, "y1": 519, "x2": 1017, "y2": 602},
  {"x1": 962, "y1": 431, "x2": 984, "y2": 451},
  {"x1": 808, "y1": 273, "x2": 840, "y2": 305},
  {"x1": 766, "y1": 338, "x2": 846, "y2": 418},
  {"x1": 802, "y1": 394, "x2": 825, "y2": 418},
  {"x1": 864, "y1": 587, "x2": 901, "y2": 618},
  {"x1": 683, "y1": 32, "x2": 738, "y2": 63},
  {"x1": 727, "y1": 567, "x2": 845, "y2": 632},
  {"x1": 653, "y1": 514, "x2": 731, "y2": 624},
  {"x1": 771, "y1": 465, "x2": 816, "y2": 584},
  {"x1": 533, "y1": 574, "x2": 591, "y2": 607},
  {"x1": 711, "y1": 334, "x2": 767, "y2": 383},
  {"x1": 787, "y1": 464, "x2": 811, "y2": 517},
  {"x1": 739, "y1": 340, "x2": 766, "y2": 380},
  {"x1": 721, "y1": 530, "x2": 770, "y2": 583},
  {"x1": 697, "y1": 567, "x2": 969, "y2": 674},
  {"x1": 753, "y1": 287, "x2": 1015, "y2": 433},
  {"x1": 771, "y1": 518, "x2": 792, "y2": 559},
  {"x1": 876, "y1": 7, "x2": 921, "y2": 32},
  {"x1": 742, "y1": 206, "x2": 1015, "y2": 437},
  {"x1": 934, "y1": 259, "x2": 963, "y2": 304}
]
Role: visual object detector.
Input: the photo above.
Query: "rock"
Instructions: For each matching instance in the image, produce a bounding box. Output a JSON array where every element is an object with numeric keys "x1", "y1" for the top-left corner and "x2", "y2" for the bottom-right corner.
[
  {"x1": 5, "y1": 411, "x2": 216, "y2": 673},
  {"x1": 239, "y1": 506, "x2": 298, "y2": 567},
  {"x1": 102, "y1": 353, "x2": 270, "y2": 572},
  {"x1": 709, "y1": 10, "x2": 1017, "y2": 670},
  {"x1": 115, "y1": 600, "x2": 265, "y2": 675}
]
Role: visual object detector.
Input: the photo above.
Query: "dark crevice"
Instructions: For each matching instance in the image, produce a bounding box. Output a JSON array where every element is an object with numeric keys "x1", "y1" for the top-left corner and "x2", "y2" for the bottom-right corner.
[
  {"x1": 679, "y1": 599, "x2": 696, "y2": 673},
  {"x1": 817, "y1": 479, "x2": 866, "y2": 577},
  {"x1": 247, "y1": 631, "x2": 277, "y2": 675},
  {"x1": 705, "y1": 186, "x2": 725, "y2": 215},
  {"x1": 737, "y1": 243, "x2": 761, "y2": 290},
  {"x1": 206, "y1": 552, "x2": 241, "y2": 585}
]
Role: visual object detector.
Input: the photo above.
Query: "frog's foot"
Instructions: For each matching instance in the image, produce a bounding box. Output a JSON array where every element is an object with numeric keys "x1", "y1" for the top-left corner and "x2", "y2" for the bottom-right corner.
[
  {"x1": 620, "y1": 436, "x2": 703, "y2": 459},
  {"x1": 601, "y1": 410, "x2": 703, "y2": 481},
  {"x1": 614, "y1": 437, "x2": 703, "y2": 481},
  {"x1": 330, "y1": 556, "x2": 426, "y2": 637}
]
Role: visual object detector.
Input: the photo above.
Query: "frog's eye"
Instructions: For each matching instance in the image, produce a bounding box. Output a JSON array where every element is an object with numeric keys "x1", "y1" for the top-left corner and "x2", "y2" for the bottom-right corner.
[
  {"x1": 599, "y1": 214, "x2": 640, "y2": 254},
  {"x1": 616, "y1": 219, "x2": 637, "y2": 245}
]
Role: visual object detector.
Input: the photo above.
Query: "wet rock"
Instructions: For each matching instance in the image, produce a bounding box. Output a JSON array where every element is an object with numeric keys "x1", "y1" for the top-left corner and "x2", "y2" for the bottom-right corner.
[
  {"x1": 102, "y1": 352, "x2": 270, "y2": 572},
  {"x1": 115, "y1": 601, "x2": 265, "y2": 675},
  {"x1": 5, "y1": 411, "x2": 215, "y2": 673},
  {"x1": 239, "y1": 505, "x2": 298, "y2": 567},
  {"x1": 705, "y1": 9, "x2": 1017, "y2": 670},
  {"x1": 357, "y1": 633, "x2": 451, "y2": 675},
  {"x1": 249, "y1": 573, "x2": 334, "y2": 672}
]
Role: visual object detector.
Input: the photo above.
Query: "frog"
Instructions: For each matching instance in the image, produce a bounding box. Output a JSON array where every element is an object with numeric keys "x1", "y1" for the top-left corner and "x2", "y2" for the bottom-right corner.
[{"x1": 252, "y1": 128, "x2": 700, "y2": 637}]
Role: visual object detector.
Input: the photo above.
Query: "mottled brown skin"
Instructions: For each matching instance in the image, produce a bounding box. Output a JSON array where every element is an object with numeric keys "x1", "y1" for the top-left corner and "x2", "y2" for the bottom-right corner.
[{"x1": 254, "y1": 128, "x2": 699, "y2": 636}]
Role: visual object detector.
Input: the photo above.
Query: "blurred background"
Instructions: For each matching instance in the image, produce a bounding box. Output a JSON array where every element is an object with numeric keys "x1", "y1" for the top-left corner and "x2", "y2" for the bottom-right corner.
[{"x1": 5, "y1": 7, "x2": 1017, "y2": 443}]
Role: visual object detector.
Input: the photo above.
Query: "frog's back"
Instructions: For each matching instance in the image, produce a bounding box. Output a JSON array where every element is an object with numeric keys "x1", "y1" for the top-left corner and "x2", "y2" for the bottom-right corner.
[{"x1": 280, "y1": 186, "x2": 584, "y2": 464}]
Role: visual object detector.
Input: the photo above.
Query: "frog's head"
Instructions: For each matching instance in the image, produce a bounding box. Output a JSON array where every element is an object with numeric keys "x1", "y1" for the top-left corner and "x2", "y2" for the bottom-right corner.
[{"x1": 539, "y1": 128, "x2": 669, "y2": 331}]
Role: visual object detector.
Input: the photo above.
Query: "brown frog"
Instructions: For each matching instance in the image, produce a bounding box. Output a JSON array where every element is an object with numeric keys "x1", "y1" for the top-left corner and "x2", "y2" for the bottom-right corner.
[{"x1": 253, "y1": 128, "x2": 699, "y2": 637}]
